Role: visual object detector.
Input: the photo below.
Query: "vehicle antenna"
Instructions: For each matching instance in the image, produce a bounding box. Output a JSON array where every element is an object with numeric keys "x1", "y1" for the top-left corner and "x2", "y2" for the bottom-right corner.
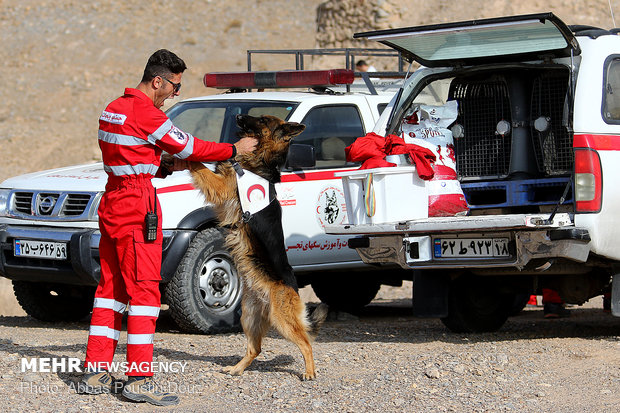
[{"x1": 609, "y1": 0, "x2": 617, "y2": 27}]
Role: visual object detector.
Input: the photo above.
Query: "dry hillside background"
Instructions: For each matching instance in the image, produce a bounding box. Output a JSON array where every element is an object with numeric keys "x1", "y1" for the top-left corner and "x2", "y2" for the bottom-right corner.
[{"x1": 0, "y1": 0, "x2": 618, "y2": 314}]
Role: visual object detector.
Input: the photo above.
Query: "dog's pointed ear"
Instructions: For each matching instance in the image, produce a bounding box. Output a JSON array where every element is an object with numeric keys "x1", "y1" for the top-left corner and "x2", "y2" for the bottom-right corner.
[{"x1": 275, "y1": 122, "x2": 306, "y2": 139}]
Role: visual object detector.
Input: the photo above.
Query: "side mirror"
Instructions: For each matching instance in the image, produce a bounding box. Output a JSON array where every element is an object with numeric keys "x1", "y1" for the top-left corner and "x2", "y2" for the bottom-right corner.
[{"x1": 285, "y1": 144, "x2": 316, "y2": 170}]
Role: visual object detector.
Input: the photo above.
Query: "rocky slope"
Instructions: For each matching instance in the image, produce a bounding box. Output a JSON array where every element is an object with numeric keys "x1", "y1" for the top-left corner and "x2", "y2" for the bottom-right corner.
[{"x1": 1, "y1": 0, "x2": 615, "y2": 183}]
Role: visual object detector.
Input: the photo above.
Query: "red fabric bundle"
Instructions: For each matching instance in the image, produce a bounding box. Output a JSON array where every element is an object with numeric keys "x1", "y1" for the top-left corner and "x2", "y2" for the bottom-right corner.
[{"x1": 344, "y1": 132, "x2": 436, "y2": 180}]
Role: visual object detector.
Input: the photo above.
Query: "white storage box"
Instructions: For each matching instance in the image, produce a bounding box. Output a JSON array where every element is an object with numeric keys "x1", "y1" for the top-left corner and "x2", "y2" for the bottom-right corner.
[{"x1": 336, "y1": 166, "x2": 428, "y2": 225}]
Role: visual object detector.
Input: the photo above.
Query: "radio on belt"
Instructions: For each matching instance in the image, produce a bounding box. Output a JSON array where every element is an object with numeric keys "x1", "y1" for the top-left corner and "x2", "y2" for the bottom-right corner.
[{"x1": 145, "y1": 188, "x2": 158, "y2": 242}]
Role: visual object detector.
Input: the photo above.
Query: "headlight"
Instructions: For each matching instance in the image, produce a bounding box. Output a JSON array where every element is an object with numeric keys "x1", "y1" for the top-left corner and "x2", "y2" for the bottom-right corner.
[{"x1": 0, "y1": 189, "x2": 10, "y2": 217}]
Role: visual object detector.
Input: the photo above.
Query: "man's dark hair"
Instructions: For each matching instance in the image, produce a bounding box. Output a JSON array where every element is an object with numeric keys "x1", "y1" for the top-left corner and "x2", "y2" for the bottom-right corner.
[
  {"x1": 141, "y1": 49, "x2": 187, "y2": 83},
  {"x1": 355, "y1": 60, "x2": 368, "y2": 67}
]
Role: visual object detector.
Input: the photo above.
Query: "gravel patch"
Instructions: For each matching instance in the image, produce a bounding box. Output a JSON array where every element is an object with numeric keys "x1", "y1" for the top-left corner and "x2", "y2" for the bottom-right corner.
[{"x1": 0, "y1": 282, "x2": 619, "y2": 412}]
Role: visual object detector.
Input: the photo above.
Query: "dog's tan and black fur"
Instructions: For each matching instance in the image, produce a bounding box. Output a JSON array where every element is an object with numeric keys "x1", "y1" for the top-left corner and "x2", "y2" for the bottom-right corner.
[{"x1": 190, "y1": 114, "x2": 328, "y2": 380}]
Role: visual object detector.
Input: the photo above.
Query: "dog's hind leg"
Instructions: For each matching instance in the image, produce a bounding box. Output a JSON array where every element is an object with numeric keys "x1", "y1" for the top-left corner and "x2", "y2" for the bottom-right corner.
[
  {"x1": 223, "y1": 291, "x2": 269, "y2": 376},
  {"x1": 268, "y1": 284, "x2": 318, "y2": 381}
]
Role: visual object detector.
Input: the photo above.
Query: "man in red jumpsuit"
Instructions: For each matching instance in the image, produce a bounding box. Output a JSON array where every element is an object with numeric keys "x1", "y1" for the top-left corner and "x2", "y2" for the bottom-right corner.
[{"x1": 79, "y1": 49, "x2": 257, "y2": 406}]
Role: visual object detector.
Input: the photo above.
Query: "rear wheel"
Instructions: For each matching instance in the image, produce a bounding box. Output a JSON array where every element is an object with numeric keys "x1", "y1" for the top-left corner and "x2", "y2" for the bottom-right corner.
[
  {"x1": 510, "y1": 293, "x2": 532, "y2": 316},
  {"x1": 12, "y1": 281, "x2": 95, "y2": 322},
  {"x1": 310, "y1": 272, "x2": 381, "y2": 313},
  {"x1": 165, "y1": 228, "x2": 242, "y2": 334},
  {"x1": 440, "y1": 274, "x2": 513, "y2": 333}
]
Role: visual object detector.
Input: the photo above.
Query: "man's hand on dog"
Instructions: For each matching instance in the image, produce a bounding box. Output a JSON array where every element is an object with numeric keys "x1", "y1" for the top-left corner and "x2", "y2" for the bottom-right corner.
[
  {"x1": 160, "y1": 137, "x2": 257, "y2": 174},
  {"x1": 235, "y1": 137, "x2": 258, "y2": 155},
  {"x1": 161, "y1": 157, "x2": 190, "y2": 172}
]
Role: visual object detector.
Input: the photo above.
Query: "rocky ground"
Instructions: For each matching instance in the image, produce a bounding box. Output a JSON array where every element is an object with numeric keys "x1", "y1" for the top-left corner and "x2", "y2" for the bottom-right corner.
[{"x1": 0, "y1": 283, "x2": 619, "y2": 412}]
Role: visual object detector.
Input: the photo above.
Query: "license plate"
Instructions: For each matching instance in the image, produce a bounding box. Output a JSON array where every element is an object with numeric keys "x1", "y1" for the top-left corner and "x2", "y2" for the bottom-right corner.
[
  {"x1": 433, "y1": 238, "x2": 510, "y2": 258},
  {"x1": 14, "y1": 239, "x2": 68, "y2": 260}
]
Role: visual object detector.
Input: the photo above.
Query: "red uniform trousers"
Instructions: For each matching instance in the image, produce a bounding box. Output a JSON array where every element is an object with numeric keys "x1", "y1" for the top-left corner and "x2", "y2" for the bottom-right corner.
[
  {"x1": 85, "y1": 175, "x2": 162, "y2": 376},
  {"x1": 542, "y1": 288, "x2": 564, "y2": 304}
]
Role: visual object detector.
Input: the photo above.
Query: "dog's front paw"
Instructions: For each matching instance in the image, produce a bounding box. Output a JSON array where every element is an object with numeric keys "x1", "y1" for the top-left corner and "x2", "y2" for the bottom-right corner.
[
  {"x1": 301, "y1": 371, "x2": 316, "y2": 381},
  {"x1": 222, "y1": 365, "x2": 244, "y2": 376}
]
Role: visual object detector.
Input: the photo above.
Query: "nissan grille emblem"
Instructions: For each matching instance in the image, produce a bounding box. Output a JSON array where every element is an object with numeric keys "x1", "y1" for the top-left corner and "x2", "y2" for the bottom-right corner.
[{"x1": 39, "y1": 196, "x2": 56, "y2": 214}]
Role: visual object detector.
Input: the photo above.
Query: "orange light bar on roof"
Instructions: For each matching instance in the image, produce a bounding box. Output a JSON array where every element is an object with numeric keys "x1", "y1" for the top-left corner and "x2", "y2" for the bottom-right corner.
[{"x1": 203, "y1": 69, "x2": 354, "y2": 89}]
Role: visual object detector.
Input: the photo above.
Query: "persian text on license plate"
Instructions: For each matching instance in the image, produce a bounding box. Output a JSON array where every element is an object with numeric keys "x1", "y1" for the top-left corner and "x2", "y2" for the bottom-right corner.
[
  {"x1": 14, "y1": 239, "x2": 68, "y2": 260},
  {"x1": 434, "y1": 238, "x2": 510, "y2": 258}
]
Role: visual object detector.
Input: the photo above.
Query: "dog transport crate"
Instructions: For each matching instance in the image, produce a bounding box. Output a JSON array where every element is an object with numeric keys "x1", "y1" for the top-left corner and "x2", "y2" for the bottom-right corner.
[
  {"x1": 530, "y1": 70, "x2": 574, "y2": 175},
  {"x1": 448, "y1": 68, "x2": 574, "y2": 210},
  {"x1": 449, "y1": 76, "x2": 513, "y2": 180}
]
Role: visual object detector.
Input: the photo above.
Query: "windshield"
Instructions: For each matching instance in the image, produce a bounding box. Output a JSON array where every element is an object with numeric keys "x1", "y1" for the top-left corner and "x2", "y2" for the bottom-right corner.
[{"x1": 166, "y1": 100, "x2": 299, "y2": 143}]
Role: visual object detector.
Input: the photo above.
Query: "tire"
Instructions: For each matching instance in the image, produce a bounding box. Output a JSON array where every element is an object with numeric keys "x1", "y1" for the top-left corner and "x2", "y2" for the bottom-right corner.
[
  {"x1": 440, "y1": 274, "x2": 513, "y2": 333},
  {"x1": 165, "y1": 228, "x2": 242, "y2": 334},
  {"x1": 12, "y1": 281, "x2": 95, "y2": 322},
  {"x1": 509, "y1": 293, "x2": 531, "y2": 316},
  {"x1": 310, "y1": 272, "x2": 381, "y2": 313}
]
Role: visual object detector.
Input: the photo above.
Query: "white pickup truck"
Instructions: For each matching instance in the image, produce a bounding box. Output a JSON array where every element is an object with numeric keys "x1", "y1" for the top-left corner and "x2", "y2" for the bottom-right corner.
[
  {"x1": 326, "y1": 13, "x2": 620, "y2": 332},
  {"x1": 0, "y1": 49, "x2": 404, "y2": 333}
]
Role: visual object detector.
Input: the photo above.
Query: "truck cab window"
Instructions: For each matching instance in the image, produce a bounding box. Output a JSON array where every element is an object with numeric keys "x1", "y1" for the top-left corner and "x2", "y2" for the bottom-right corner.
[
  {"x1": 412, "y1": 77, "x2": 453, "y2": 106},
  {"x1": 296, "y1": 105, "x2": 365, "y2": 168},
  {"x1": 604, "y1": 58, "x2": 620, "y2": 122},
  {"x1": 170, "y1": 105, "x2": 225, "y2": 142},
  {"x1": 166, "y1": 101, "x2": 299, "y2": 143}
]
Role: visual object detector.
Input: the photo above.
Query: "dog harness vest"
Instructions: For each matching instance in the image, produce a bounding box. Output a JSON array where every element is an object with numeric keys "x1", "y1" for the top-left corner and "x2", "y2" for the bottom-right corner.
[
  {"x1": 233, "y1": 165, "x2": 274, "y2": 220},
  {"x1": 98, "y1": 88, "x2": 234, "y2": 178}
]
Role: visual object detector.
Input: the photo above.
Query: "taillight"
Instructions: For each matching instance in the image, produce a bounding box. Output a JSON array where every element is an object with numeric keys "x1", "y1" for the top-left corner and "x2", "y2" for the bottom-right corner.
[
  {"x1": 203, "y1": 69, "x2": 354, "y2": 89},
  {"x1": 574, "y1": 148, "x2": 602, "y2": 212}
]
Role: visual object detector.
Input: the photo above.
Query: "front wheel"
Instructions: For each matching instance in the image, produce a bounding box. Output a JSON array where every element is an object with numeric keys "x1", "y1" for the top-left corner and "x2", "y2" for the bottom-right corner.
[
  {"x1": 440, "y1": 274, "x2": 513, "y2": 333},
  {"x1": 165, "y1": 228, "x2": 242, "y2": 334},
  {"x1": 12, "y1": 281, "x2": 95, "y2": 322}
]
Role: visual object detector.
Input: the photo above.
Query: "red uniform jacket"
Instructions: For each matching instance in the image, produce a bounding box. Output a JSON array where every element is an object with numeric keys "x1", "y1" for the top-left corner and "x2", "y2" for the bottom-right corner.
[{"x1": 98, "y1": 88, "x2": 234, "y2": 178}]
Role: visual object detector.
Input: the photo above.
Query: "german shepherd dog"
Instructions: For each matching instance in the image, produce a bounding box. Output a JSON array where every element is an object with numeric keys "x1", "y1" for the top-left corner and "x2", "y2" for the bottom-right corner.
[{"x1": 190, "y1": 114, "x2": 329, "y2": 380}]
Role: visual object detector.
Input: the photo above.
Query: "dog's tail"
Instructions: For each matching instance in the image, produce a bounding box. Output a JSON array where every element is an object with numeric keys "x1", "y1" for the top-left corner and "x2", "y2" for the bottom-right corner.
[{"x1": 306, "y1": 303, "x2": 329, "y2": 340}]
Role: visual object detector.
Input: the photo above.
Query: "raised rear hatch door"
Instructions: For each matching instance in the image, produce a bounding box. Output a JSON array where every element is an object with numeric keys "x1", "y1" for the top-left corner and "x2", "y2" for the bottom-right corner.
[{"x1": 354, "y1": 12, "x2": 579, "y2": 67}]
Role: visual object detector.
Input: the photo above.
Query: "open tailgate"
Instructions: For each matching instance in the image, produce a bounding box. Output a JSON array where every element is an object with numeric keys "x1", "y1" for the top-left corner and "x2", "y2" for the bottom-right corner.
[{"x1": 354, "y1": 12, "x2": 579, "y2": 67}]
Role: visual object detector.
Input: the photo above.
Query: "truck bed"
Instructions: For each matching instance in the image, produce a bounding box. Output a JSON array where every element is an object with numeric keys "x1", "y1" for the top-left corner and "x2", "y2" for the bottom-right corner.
[{"x1": 325, "y1": 212, "x2": 573, "y2": 235}]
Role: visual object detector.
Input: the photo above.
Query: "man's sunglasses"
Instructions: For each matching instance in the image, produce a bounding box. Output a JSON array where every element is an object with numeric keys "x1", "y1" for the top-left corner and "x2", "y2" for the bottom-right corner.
[{"x1": 160, "y1": 76, "x2": 181, "y2": 93}]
